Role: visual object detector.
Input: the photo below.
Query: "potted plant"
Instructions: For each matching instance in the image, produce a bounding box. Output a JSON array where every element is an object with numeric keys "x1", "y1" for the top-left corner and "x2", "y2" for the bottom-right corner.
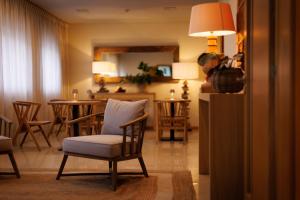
[{"x1": 126, "y1": 62, "x2": 163, "y2": 92}]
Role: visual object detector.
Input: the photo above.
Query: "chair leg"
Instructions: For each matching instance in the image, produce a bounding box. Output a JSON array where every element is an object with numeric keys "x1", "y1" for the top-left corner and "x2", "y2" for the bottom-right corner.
[
  {"x1": 27, "y1": 126, "x2": 41, "y2": 151},
  {"x1": 185, "y1": 128, "x2": 188, "y2": 143},
  {"x1": 65, "y1": 126, "x2": 71, "y2": 137},
  {"x1": 183, "y1": 126, "x2": 188, "y2": 144},
  {"x1": 138, "y1": 156, "x2": 148, "y2": 177},
  {"x1": 13, "y1": 126, "x2": 21, "y2": 145},
  {"x1": 112, "y1": 161, "x2": 118, "y2": 191},
  {"x1": 20, "y1": 132, "x2": 29, "y2": 147},
  {"x1": 56, "y1": 123, "x2": 64, "y2": 137},
  {"x1": 8, "y1": 151, "x2": 20, "y2": 178},
  {"x1": 47, "y1": 123, "x2": 55, "y2": 138},
  {"x1": 56, "y1": 154, "x2": 68, "y2": 180},
  {"x1": 108, "y1": 161, "x2": 112, "y2": 173},
  {"x1": 39, "y1": 126, "x2": 52, "y2": 147}
]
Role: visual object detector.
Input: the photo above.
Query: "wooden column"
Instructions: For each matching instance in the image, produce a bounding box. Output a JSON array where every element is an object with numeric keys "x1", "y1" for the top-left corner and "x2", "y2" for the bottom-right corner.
[{"x1": 199, "y1": 93, "x2": 244, "y2": 200}]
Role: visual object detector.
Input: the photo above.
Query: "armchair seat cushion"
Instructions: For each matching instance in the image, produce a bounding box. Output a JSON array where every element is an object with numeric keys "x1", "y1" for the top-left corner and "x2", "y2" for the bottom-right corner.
[
  {"x1": 63, "y1": 135, "x2": 136, "y2": 158},
  {"x1": 0, "y1": 136, "x2": 12, "y2": 152}
]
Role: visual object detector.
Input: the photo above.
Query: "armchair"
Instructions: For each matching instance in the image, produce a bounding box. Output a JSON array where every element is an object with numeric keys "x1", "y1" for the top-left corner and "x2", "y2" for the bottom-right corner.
[
  {"x1": 0, "y1": 115, "x2": 20, "y2": 178},
  {"x1": 56, "y1": 99, "x2": 149, "y2": 190}
]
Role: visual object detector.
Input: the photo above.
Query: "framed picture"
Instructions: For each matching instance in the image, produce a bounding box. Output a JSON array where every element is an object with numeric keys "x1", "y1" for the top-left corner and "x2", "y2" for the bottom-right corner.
[{"x1": 157, "y1": 64, "x2": 172, "y2": 77}]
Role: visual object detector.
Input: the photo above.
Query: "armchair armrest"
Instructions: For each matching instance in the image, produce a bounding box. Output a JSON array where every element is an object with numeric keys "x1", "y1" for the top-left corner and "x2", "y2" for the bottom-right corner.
[
  {"x1": 119, "y1": 114, "x2": 149, "y2": 129},
  {"x1": 0, "y1": 115, "x2": 13, "y2": 124},
  {"x1": 120, "y1": 113, "x2": 148, "y2": 157},
  {"x1": 65, "y1": 112, "x2": 104, "y2": 125},
  {"x1": 0, "y1": 115, "x2": 13, "y2": 137}
]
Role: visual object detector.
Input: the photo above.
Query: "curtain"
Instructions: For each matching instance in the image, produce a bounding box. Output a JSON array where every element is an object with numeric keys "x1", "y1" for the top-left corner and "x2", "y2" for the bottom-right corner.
[{"x1": 0, "y1": 0, "x2": 68, "y2": 121}]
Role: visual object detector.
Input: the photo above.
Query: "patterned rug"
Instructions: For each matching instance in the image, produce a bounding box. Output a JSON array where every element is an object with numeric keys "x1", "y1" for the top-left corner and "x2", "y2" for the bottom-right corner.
[{"x1": 0, "y1": 171, "x2": 195, "y2": 200}]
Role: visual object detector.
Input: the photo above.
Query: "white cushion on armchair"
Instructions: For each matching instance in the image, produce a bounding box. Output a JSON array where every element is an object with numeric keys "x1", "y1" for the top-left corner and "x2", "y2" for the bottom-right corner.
[
  {"x1": 63, "y1": 135, "x2": 136, "y2": 158},
  {"x1": 101, "y1": 99, "x2": 147, "y2": 135}
]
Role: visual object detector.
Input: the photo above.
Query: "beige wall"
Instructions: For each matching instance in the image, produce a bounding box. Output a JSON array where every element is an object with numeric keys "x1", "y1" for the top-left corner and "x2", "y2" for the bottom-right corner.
[{"x1": 68, "y1": 21, "x2": 207, "y2": 127}]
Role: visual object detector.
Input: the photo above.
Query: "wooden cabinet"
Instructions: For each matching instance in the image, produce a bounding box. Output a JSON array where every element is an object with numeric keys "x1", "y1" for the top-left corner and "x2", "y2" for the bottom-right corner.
[
  {"x1": 94, "y1": 93, "x2": 156, "y2": 128},
  {"x1": 199, "y1": 93, "x2": 244, "y2": 200}
]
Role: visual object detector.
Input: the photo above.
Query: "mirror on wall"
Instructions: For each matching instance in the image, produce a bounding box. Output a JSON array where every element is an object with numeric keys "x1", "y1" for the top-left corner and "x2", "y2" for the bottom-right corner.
[{"x1": 93, "y1": 46, "x2": 179, "y2": 83}]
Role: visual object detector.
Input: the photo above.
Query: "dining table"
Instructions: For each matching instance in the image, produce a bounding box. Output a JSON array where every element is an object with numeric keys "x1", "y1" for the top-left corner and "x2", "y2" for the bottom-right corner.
[{"x1": 48, "y1": 99, "x2": 106, "y2": 137}]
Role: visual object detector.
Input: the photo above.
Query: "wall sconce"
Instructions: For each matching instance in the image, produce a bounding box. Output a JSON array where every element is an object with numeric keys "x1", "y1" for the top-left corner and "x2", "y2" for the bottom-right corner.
[
  {"x1": 189, "y1": 2, "x2": 236, "y2": 53},
  {"x1": 92, "y1": 61, "x2": 117, "y2": 93}
]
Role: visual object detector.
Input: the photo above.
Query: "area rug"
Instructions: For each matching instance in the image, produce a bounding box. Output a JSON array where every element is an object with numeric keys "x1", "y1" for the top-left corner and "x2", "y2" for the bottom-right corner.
[{"x1": 0, "y1": 171, "x2": 196, "y2": 200}]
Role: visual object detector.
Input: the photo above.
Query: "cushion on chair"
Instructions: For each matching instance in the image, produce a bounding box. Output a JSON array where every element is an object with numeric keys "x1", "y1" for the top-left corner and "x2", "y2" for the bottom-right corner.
[
  {"x1": 63, "y1": 135, "x2": 136, "y2": 158},
  {"x1": 0, "y1": 136, "x2": 12, "y2": 152},
  {"x1": 101, "y1": 99, "x2": 147, "y2": 135}
]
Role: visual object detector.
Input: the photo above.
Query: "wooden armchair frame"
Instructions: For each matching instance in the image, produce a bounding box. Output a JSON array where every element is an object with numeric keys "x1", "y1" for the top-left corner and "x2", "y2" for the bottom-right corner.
[
  {"x1": 0, "y1": 115, "x2": 20, "y2": 178},
  {"x1": 0, "y1": 115, "x2": 13, "y2": 137},
  {"x1": 56, "y1": 113, "x2": 149, "y2": 190},
  {"x1": 13, "y1": 101, "x2": 51, "y2": 151}
]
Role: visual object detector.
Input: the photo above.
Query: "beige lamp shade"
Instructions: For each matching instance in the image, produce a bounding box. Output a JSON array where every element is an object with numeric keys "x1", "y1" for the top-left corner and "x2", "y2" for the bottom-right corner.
[
  {"x1": 189, "y1": 2, "x2": 235, "y2": 37},
  {"x1": 92, "y1": 61, "x2": 117, "y2": 76},
  {"x1": 172, "y1": 63, "x2": 199, "y2": 80}
]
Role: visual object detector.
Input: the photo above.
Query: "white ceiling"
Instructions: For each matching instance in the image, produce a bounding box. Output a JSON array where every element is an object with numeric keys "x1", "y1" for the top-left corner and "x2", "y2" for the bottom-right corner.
[{"x1": 30, "y1": 0, "x2": 216, "y2": 23}]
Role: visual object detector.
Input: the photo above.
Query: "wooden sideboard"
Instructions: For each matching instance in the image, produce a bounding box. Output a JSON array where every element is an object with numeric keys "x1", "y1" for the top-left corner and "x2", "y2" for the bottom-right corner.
[
  {"x1": 199, "y1": 93, "x2": 244, "y2": 200},
  {"x1": 94, "y1": 93, "x2": 156, "y2": 128}
]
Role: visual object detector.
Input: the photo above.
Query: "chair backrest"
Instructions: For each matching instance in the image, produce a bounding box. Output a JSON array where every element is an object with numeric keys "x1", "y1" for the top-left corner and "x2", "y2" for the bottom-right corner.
[
  {"x1": 13, "y1": 101, "x2": 41, "y2": 125},
  {"x1": 0, "y1": 115, "x2": 13, "y2": 137},
  {"x1": 155, "y1": 100, "x2": 190, "y2": 128},
  {"x1": 79, "y1": 104, "x2": 93, "y2": 116},
  {"x1": 79, "y1": 99, "x2": 108, "y2": 117},
  {"x1": 93, "y1": 99, "x2": 108, "y2": 115},
  {"x1": 156, "y1": 100, "x2": 189, "y2": 118},
  {"x1": 49, "y1": 100, "x2": 69, "y2": 123},
  {"x1": 101, "y1": 99, "x2": 147, "y2": 135}
]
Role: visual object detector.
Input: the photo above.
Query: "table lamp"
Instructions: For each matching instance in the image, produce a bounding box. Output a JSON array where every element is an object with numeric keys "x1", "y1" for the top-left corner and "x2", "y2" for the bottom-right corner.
[
  {"x1": 189, "y1": 2, "x2": 236, "y2": 53},
  {"x1": 172, "y1": 63, "x2": 199, "y2": 99},
  {"x1": 92, "y1": 61, "x2": 117, "y2": 93}
]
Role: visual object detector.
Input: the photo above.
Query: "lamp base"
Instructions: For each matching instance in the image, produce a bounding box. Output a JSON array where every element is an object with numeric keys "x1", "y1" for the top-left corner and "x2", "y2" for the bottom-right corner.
[
  {"x1": 181, "y1": 80, "x2": 192, "y2": 131},
  {"x1": 207, "y1": 36, "x2": 218, "y2": 53},
  {"x1": 97, "y1": 78, "x2": 109, "y2": 93},
  {"x1": 97, "y1": 87, "x2": 109, "y2": 93},
  {"x1": 181, "y1": 80, "x2": 189, "y2": 100}
]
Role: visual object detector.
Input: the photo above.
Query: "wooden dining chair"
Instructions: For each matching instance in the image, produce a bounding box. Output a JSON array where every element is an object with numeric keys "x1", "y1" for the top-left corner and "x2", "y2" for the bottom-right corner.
[
  {"x1": 48, "y1": 99, "x2": 69, "y2": 138},
  {"x1": 78, "y1": 100, "x2": 107, "y2": 135},
  {"x1": 155, "y1": 100, "x2": 190, "y2": 143},
  {"x1": 13, "y1": 101, "x2": 52, "y2": 151},
  {"x1": 0, "y1": 115, "x2": 20, "y2": 178}
]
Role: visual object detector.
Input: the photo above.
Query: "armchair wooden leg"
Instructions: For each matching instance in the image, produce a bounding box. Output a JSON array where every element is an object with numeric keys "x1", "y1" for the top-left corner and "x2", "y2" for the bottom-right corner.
[
  {"x1": 8, "y1": 151, "x2": 20, "y2": 178},
  {"x1": 56, "y1": 154, "x2": 68, "y2": 180},
  {"x1": 112, "y1": 161, "x2": 118, "y2": 191},
  {"x1": 138, "y1": 156, "x2": 148, "y2": 177}
]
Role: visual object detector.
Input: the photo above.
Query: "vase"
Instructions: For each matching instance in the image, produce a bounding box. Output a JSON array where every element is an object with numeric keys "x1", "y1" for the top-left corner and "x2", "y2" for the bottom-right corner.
[{"x1": 212, "y1": 67, "x2": 244, "y2": 93}]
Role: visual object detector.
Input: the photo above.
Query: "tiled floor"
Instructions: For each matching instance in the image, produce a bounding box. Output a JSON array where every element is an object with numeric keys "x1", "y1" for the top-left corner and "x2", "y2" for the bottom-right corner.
[{"x1": 0, "y1": 130, "x2": 209, "y2": 199}]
